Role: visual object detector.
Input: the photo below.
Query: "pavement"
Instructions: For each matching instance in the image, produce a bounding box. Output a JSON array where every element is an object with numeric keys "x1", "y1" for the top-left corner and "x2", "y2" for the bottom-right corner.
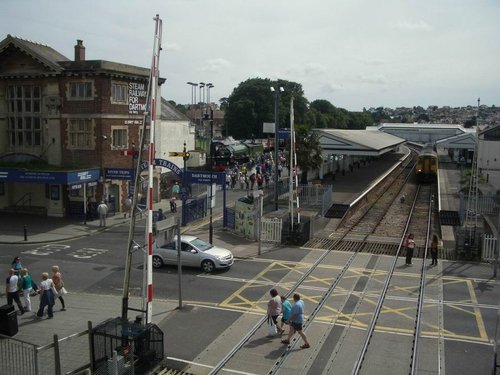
[{"x1": 0, "y1": 152, "x2": 408, "y2": 374}]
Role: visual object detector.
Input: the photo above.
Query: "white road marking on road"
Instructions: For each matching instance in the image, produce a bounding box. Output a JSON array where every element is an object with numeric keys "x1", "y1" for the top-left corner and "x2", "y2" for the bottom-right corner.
[
  {"x1": 21, "y1": 244, "x2": 70, "y2": 256},
  {"x1": 68, "y1": 247, "x2": 108, "y2": 259}
]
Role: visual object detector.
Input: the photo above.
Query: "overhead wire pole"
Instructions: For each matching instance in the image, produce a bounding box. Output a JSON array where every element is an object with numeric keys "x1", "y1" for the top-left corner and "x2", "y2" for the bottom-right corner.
[{"x1": 121, "y1": 14, "x2": 162, "y2": 323}]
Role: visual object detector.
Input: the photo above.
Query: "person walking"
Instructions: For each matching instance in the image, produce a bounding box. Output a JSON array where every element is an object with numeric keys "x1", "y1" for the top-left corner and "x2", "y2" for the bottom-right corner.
[
  {"x1": 172, "y1": 181, "x2": 180, "y2": 198},
  {"x1": 11, "y1": 256, "x2": 22, "y2": 276},
  {"x1": 278, "y1": 295, "x2": 292, "y2": 335},
  {"x1": 97, "y1": 200, "x2": 108, "y2": 227},
  {"x1": 281, "y1": 293, "x2": 310, "y2": 349},
  {"x1": 19, "y1": 268, "x2": 33, "y2": 312},
  {"x1": 51, "y1": 265, "x2": 66, "y2": 311},
  {"x1": 36, "y1": 272, "x2": 55, "y2": 319},
  {"x1": 170, "y1": 196, "x2": 177, "y2": 213},
  {"x1": 405, "y1": 233, "x2": 416, "y2": 265},
  {"x1": 123, "y1": 196, "x2": 132, "y2": 218},
  {"x1": 430, "y1": 234, "x2": 439, "y2": 266},
  {"x1": 5, "y1": 269, "x2": 25, "y2": 314},
  {"x1": 267, "y1": 288, "x2": 282, "y2": 336}
]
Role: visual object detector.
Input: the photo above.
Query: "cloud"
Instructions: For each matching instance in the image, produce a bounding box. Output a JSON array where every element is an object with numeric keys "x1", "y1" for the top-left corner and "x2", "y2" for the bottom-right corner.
[
  {"x1": 363, "y1": 58, "x2": 386, "y2": 66},
  {"x1": 286, "y1": 62, "x2": 327, "y2": 76},
  {"x1": 201, "y1": 57, "x2": 231, "y2": 72},
  {"x1": 393, "y1": 20, "x2": 432, "y2": 31},
  {"x1": 357, "y1": 74, "x2": 387, "y2": 85},
  {"x1": 322, "y1": 82, "x2": 343, "y2": 93},
  {"x1": 164, "y1": 42, "x2": 180, "y2": 52}
]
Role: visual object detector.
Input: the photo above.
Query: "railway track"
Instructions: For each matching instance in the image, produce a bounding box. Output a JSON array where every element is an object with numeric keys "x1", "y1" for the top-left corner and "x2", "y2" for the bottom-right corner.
[
  {"x1": 180, "y1": 151, "x2": 443, "y2": 374},
  {"x1": 197, "y1": 151, "x2": 440, "y2": 374}
]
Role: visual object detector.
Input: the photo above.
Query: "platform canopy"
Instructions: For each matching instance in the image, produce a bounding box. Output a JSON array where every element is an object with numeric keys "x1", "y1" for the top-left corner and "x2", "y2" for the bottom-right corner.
[
  {"x1": 435, "y1": 132, "x2": 477, "y2": 149},
  {"x1": 314, "y1": 129, "x2": 405, "y2": 156}
]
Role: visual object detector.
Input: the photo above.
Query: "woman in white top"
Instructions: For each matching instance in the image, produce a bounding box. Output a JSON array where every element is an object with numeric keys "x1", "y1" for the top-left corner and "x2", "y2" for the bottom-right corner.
[{"x1": 36, "y1": 272, "x2": 55, "y2": 319}]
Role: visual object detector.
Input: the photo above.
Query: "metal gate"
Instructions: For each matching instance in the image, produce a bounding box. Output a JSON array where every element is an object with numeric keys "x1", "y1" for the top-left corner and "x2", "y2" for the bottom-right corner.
[
  {"x1": 483, "y1": 234, "x2": 498, "y2": 261},
  {"x1": 261, "y1": 217, "x2": 282, "y2": 243}
]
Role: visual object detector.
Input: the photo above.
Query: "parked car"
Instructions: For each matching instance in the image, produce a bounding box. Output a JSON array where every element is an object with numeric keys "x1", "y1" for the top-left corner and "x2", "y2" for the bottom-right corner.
[{"x1": 153, "y1": 235, "x2": 234, "y2": 273}]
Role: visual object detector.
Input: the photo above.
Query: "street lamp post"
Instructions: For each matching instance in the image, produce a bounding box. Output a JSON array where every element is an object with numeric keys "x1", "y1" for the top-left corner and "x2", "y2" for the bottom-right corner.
[
  {"x1": 209, "y1": 107, "x2": 214, "y2": 244},
  {"x1": 187, "y1": 81, "x2": 198, "y2": 105},
  {"x1": 271, "y1": 86, "x2": 284, "y2": 211}
]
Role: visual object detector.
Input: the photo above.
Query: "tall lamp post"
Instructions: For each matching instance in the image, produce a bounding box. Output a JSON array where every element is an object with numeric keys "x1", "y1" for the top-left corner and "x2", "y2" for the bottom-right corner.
[
  {"x1": 209, "y1": 107, "x2": 214, "y2": 243},
  {"x1": 271, "y1": 86, "x2": 284, "y2": 211},
  {"x1": 187, "y1": 81, "x2": 198, "y2": 105}
]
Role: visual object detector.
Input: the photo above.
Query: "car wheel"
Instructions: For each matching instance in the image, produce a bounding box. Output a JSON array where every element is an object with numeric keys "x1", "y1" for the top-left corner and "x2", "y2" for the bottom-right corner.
[
  {"x1": 201, "y1": 259, "x2": 215, "y2": 273},
  {"x1": 152, "y1": 255, "x2": 163, "y2": 269}
]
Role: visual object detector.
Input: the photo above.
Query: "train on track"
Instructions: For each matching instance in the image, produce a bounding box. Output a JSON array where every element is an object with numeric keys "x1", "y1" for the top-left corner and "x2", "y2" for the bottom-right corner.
[{"x1": 415, "y1": 143, "x2": 438, "y2": 183}]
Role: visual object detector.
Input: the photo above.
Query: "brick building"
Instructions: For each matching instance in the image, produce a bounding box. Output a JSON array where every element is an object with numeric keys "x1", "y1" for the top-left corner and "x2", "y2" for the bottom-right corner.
[{"x1": 0, "y1": 34, "x2": 168, "y2": 217}]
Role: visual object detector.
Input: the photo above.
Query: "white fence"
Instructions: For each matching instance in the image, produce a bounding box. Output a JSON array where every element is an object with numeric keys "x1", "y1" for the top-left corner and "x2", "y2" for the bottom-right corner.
[
  {"x1": 261, "y1": 217, "x2": 282, "y2": 243},
  {"x1": 483, "y1": 234, "x2": 498, "y2": 261}
]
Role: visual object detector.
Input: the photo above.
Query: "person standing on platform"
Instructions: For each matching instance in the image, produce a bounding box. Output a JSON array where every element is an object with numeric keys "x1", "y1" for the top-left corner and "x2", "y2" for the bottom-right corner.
[
  {"x1": 405, "y1": 233, "x2": 416, "y2": 265},
  {"x1": 281, "y1": 293, "x2": 310, "y2": 349},
  {"x1": 430, "y1": 234, "x2": 439, "y2": 266},
  {"x1": 97, "y1": 200, "x2": 108, "y2": 227}
]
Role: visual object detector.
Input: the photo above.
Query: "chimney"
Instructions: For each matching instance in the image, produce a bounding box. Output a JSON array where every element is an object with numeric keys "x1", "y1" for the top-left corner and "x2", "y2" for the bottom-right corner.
[{"x1": 74, "y1": 40, "x2": 85, "y2": 62}]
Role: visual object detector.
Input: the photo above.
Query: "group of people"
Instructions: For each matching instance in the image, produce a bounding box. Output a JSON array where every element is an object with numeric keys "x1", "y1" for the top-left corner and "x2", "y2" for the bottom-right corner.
[
  {"x1": 267, "y1": 289, "x2": 310, "y2": 349},
  {"x1": 4, "y1": 257, "x2": 67, "y2": 320},
  {"x1": 404, "y1": 233, "x2": 439, "y2": 266}
]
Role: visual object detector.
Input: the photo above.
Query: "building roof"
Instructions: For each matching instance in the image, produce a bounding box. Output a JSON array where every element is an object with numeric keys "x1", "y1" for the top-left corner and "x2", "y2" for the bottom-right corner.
[
  {"x1": 315, "y1": 128, "x2": 405, "y2": 156},
  {"x1": 435, "y1": 132, "x2": 476, "y2": 149},
  {"x1": 0, "y1": 34, "x2": 69, "y2": 73},
  {"x1": 160, "y1": 98, "x2": 190, "y2": 121},
  {"x1": 378, "y1": 123, "x2": 469, "y2": 132}
]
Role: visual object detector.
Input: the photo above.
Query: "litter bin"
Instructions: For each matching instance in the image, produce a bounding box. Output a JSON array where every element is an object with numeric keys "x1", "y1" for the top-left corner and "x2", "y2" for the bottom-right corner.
[{"x1": 0, "y1": 304, "x2": 18, "y2": 337}]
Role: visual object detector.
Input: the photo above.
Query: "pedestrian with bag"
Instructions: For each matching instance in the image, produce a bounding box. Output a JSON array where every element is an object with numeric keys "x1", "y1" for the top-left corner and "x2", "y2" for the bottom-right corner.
[
  {"x1": 36, "y1": 272, "x2": 55, "y2": 319},
  {"x1": 51, "y1": 265, "x2": 67, "y2": 311},
  {"x1": 430, "y1": 234, "x2": 439, "y2": 266},
  {"x1": 405, "y1": 233, "x2": 416, "y2": 265},
  {"x1": 281, "y1": 293, "x2": 310, "y2": 349},
  {"x1": 267, "y1": 288, "x2": 282, "y2": 336}
]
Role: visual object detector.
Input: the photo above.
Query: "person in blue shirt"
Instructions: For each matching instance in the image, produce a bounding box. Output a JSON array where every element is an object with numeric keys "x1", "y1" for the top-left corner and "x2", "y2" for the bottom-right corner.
[
  {"x1": 278, "y1": 295, "x2": 292, "y2": 335},
  {"x1": 281, "y1": 293, "x2": 310, "y2": 349}
]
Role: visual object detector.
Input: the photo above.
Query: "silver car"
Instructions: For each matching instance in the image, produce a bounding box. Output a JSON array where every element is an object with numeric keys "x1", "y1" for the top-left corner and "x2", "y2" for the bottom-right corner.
[{"x1": 153, "y1": 235, "x2": 234, "y2": 273}]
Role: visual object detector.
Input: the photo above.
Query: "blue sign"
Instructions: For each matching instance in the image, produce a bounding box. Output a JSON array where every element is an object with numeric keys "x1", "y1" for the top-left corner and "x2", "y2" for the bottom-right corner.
[
  {"x1": 139, "y1": 158, "x2": 183, "y2": 177},
  {"x1": 185, "y1": 171, "x2": 225, "y2": 185},
  {"x1": 278, "y1": 129, "x2": 291, "y2": 140},
  {"x1": 0, "y1": 167, "x2": 100, "y2": 184},
  {"x1": 105, "y1": 168, "x2": 134, "y2": 180}
]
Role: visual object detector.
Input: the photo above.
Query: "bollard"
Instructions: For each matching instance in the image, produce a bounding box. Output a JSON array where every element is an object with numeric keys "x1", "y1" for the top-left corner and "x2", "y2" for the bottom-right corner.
[{"x1": 24, "y1": 225, "x2": 27, "y2": 241}]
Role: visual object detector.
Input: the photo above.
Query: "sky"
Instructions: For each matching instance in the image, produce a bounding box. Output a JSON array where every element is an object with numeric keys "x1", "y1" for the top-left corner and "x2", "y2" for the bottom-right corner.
[{"x1": 1, "y1": 0, "x2": 499, "y2": 111}]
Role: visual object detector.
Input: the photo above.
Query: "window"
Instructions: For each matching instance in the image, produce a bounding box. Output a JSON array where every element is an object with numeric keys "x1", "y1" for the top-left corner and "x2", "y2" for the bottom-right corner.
[
  {"x1": 69, "y1": 82, "x2": 92, "y2": 99},
  {"x1": 6, "y1": 85, "x2": 42, "y2": 147},
  {"x1": 111, "y1": 83, "x2": 127, "y2": 103},
  {"x1": 69, "y1": 119, "x2": 93, "y2": 149},
  {"x1": 112, "y1": 128, "x2": 128, "y2": 149}
]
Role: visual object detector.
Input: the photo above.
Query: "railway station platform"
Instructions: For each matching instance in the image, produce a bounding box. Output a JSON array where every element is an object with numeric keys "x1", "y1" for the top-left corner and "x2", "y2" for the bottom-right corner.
[{"x1": 437, "y1": 149, "x2": 462, "y2": 249}]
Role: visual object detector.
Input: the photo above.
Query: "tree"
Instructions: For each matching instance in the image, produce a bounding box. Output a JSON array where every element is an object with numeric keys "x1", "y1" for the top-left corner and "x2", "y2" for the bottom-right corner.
[
  {"x1": 294, "y1": 125, "x2": 323, "y2": 183},
  {"x1": 224, "y1": 78, "x2": 308, "y2": 139}
]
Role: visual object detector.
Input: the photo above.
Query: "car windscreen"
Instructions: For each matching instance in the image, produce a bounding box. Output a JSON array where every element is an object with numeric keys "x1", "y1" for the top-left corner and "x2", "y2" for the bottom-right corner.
[{"x1": 189, "y1": 238, "x2": 213, "y2": 251}]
